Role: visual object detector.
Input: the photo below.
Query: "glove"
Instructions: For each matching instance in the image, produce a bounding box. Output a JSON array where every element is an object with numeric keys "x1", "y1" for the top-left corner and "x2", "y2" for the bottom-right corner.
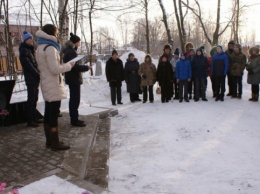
[{"x1": 142, "y1": 74, "x2": 147, "y2": 79}]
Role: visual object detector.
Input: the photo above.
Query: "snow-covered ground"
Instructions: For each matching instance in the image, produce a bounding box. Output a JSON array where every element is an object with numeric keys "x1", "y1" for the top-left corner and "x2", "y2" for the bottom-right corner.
[{"x1": 2, "y1": 48, "x2": 260, "y2": 193}]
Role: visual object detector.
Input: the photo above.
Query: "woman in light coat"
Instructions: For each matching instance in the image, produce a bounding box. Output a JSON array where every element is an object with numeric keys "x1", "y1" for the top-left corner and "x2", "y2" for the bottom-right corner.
[{"x1": 35, "y1": 24, "x2": 74, "y2": 151}]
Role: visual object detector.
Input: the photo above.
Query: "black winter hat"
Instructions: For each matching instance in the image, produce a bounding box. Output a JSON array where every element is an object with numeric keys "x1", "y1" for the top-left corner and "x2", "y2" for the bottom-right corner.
[
  {"x1": 174, "y1": 48, "x2": 179, "y2": 55},
  {"x1": 70, "y1": 33, "x2": 80, "y2": 44},
  {"x1": 228, "y1": 40, "x2": 235, "y2": 45},
  {"x1": 128, "y1": 53, "x2": 134, "y2": 58},
  {"x1": 112, "y1": 49, "x2": 118, "y2": 56}
]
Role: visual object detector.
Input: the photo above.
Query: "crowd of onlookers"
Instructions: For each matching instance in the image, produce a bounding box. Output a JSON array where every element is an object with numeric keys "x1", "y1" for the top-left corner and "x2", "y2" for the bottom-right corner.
[
  {"x1": 106, "y1": 41, "x2": 260, "y2": 105},
  {"x1": 18, "y1": 22, "x2": 260, "y2": 151}
]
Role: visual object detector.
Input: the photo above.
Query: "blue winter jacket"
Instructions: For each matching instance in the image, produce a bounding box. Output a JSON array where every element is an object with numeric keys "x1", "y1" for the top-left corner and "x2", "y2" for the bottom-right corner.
[
  {"x1": 191, "y1": 54, "x2": 209, "y2": 78},
  {"x1": 211, "y1": 52, "x2": 229, "y2": 76},
  {"x1": 176, "y1": 59, "x2": 192, "y2": 80}
]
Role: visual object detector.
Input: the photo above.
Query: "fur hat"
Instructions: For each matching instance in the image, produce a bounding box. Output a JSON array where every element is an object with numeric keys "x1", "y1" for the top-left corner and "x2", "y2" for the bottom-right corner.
[
  {"x1": 145, "y1": 54, "x2": 152, "y2": 61},
  {"x1": 228, "y1": 40, "x2": 235, "y2": 45},
  {"x1": 23, "y1": 31, "x2": 33, "y2": 42},
  {"x1": 249, "y1": 46, "x2": 260, "y2": 55},
  {"x1": 112, "y1": 49, "x2": 118, "y2": 56},
  {"x1": 70, "y1": 32, "x2": 80, "y2": 44},
  {"x1": 174, "y1": 48, "x2": 179, "y2": 55},
  {"x1": 164, "y1": 44, "x2": 172, "y2": 51}
]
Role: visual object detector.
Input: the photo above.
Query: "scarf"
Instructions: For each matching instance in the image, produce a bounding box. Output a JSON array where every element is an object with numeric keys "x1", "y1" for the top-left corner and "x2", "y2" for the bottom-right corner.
[{"x1": 37, "y1": 37, "x2": 61, "y2": 52}]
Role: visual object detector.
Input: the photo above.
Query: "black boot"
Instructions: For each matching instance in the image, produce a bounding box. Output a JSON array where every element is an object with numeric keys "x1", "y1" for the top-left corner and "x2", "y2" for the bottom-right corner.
[
  {"x1": 49, "y1": 127, "x2": 70, "y2": 151},
  {"x1": 249, "y1": 93, "x2": 255, "y2": 101},
  {"x1": 254, "y1": 94, "x2": 259, "y2": 102},
  {"x1": 44, "y1": 123, "x2": 51, "y2": 148}
]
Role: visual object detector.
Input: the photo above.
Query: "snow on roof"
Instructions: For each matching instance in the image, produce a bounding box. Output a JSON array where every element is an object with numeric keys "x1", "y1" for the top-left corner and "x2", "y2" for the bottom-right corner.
[{"x1": 0, "y1": 13, "x2": 40, "y2": 27}]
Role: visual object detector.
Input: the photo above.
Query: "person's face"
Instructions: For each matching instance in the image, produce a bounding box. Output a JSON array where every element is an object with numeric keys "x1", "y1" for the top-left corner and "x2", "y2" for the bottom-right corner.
[
  {"x1": 228, "y1": 44, "x2": 234, "y2": 50},
  {"x1": 75, "y1": 41, "x2": 80, "y2": 48},
  {"x1": 197, "y1": 50, "x2": 202, "y2": 55},
  {"x1": 234, "y1": 46, "x2": 239, "y2": 53},
  {"x1": 174, "y1": 54, "x2": 179, "y2": 58},
  {"x1": 145, "y1": 57, "x2": 150, "y2": 62},
  {"x1": 25, "y1": 38, "x2": 33, "y2": 45},
  {"x1": 164, "y1": 49, "x2": 170, "y2": 54},
  {"x1": 112, "y1": 53, "x2": 118, "y2": 60},
  {"x1": 130, "y1": 55, "x2": 135, "y2": 61},
  {"x1": 217, "y1": 47, "x2": 222, "y2": 53},
  {"x1": 162, "y1": 57, "x2": 167, "y2": 62},
  {"x1": 190, "y1": 50, "x2": 195, "y2": 56},
  {"x1": 181, "y1": 55, "x2": 185, "y2": 60}
]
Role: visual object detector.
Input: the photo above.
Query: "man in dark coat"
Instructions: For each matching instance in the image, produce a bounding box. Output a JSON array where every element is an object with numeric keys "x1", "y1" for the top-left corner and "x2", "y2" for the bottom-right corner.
[
  {"x1": 106, "y1": 49, "x2": 124, "y2": 105},
  {"x1": 63, "y1": 33, "x2": 92, "y2": 127},
  {"x1": 19, "y1": 31, "x2": 40, "y2": 127},
  {"x1": 156, "y1": 54, "x2": 174, "y2": 103},
  {"x1": 192, "y1": 48, "x2": 209, "y2": 101},
  {"x1": 124, "y1": 53, "x2": 141, "y2": 102},
  {"x1": 225, "y1": 40, "x2": 235, "y2": 96},
  {"x1": 211, "y1": 45, "x2": 229, "y2": 101}
]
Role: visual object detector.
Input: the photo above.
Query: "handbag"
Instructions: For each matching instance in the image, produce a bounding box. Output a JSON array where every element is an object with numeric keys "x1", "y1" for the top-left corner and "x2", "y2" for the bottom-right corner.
[{"x1": 156, "y1": 83, "x2": 161, "y2": 95}]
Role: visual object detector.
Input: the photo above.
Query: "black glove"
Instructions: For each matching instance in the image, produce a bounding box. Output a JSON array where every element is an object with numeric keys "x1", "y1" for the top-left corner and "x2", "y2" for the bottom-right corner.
[{"x1": 142, "y1": 74, "x2": 147, "y2": 79}]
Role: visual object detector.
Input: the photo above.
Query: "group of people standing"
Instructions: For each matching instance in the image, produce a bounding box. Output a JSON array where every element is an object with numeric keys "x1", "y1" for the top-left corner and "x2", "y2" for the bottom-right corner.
[
  {"x1": 106, "y1": 42, "x2": 260, "y2": 105},
  {"x1": 19, "y1": 24, "x2": 92, "y2": 151}
]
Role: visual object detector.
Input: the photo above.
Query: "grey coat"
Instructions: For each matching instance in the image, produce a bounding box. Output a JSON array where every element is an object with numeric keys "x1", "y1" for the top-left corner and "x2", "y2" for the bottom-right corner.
[{"x1": 247, "y1": 55, "x2": 260, "y2": 85}]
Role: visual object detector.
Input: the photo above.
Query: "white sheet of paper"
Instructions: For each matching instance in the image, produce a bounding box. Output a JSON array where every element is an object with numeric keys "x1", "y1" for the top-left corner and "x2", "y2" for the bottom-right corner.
[{"x1": 68, "y1": 55, "x2": 86, "y2": 63}]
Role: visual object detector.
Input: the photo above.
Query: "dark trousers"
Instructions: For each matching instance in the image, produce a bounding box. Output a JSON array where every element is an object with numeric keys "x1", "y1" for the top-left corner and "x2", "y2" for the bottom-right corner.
[
  {"x1": 215, "y1": 76, "x2": 226, "y2": 98},
  {"x1": 232, "y1": 76, "x2": 242, "y2": 97},
  {"x1": 194, "y1": 77, "x2": 206, "y2": 99},
  {"x1": 161, "y1": 83, "x2": 171, "y2": 102},
  {"x1": 69, "y1": 84, "x2": 81, "y2": 123},
  {"x1": 210, "y1": 76, "x2": 217, "y2": 97},
  {"x1": 252, "y1": 84, "x2": 259, "y2": 94},
  {"x1": 44, "y1": 101, "x2": 61, "y2": 127},
  {"x1": 26, "y1": 84, "x2": 39, "y2": 123},
  {"x1": 179, "y1": 80, "x2": 188, "y2": 100},
  {"x1": 173, "y1": 78, "x2": 179, "y2": 98},
  {"x1": 129, "y1": 93, "x2": 139, "y2": 102},
  {"x1": 188, "y1": 78, "x2": 194, "y2": 97},
  {"x1": 110, "y1": 86, "x2": 122, "y2": 104},
  {"x1": 227, "y1": 73, "x2": 233, "y2": 95},
  {"x1": 143, "y1": 85, "x2": 154, "y2": 102}
]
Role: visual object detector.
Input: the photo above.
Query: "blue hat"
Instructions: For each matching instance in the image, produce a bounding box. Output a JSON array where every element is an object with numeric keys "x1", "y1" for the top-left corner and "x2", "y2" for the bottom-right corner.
[{"x1": 23, "y1": 31, "x2": 33, "y2": 42}]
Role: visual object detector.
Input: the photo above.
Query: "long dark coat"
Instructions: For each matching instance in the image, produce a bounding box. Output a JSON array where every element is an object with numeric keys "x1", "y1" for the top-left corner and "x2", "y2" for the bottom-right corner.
[
  {"x1": 19, "y1": 42, "x2": 40, "y2": 86},
  {"x1": 106, "y1": 57, "x2": 124, "y2": 87},
  {"x1": 124, "y1": 58, "x2": 140, "y2": 93},
  {"x1": 156, "y1": 61, "x2": 173, "y2": 86}
]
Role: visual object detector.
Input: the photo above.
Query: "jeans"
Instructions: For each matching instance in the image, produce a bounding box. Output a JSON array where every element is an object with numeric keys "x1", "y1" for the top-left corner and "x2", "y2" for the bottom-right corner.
[{"x1": 179, "y1": 80, "x2": 188, "y2": 99}]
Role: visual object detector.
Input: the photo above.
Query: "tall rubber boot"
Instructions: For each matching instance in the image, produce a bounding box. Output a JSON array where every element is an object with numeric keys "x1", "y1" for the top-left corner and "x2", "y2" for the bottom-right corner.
[{"x1": 49, "y1": 127, "x2": 70, "y2": 151}]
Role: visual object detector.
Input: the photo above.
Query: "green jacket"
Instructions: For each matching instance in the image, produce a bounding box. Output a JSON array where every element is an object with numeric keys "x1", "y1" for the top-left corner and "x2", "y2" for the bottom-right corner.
[{"x1": 229, "y1": 51, "x2": 247, "y2": 76}]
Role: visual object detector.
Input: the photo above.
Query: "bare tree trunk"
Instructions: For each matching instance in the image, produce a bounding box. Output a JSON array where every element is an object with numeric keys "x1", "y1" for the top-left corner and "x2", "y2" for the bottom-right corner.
[
  {"x1": 88, "y1": 0, "x2": 95, "y2": 76},
  {"x1": 2, "y1": 0, "x2": 16, "y2": 79},
  {"x1": 144, "y1": 0, "x2": 150, "y2": 54},
  {"x1": 40, "y1": 0, "x2": 44, "y2": 27},
  {"x1": 173, "y1": 0, "x2": 184, "y2": 52},
  {"x1": 212, "y1": 0, "x2": 221, "y2": 45},
  {"x1": 158, "y1": 0, "x2": 173, "y2": 46},
  {"x1": 74, "y1": 0, "x2": 79, "y2": 34},
  {"x1": 234, "y1": 0, "x2": 239, "y2": 43},
  {"x1": 178, "y1": 0, "x2": 186, "y2": 45},
  {"x1": 58, "y1": 0, "x2": 69, "y2": 45}
]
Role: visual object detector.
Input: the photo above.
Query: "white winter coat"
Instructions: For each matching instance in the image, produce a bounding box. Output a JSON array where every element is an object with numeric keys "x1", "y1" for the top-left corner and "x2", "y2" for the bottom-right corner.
[{"x1": 35, "y1": 30, "x2": 72, "y2": 102}]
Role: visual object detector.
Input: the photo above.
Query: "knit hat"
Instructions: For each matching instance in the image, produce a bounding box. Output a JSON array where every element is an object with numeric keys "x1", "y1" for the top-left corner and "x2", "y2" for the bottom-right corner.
[
  {"x1": 23, "y1": 31, "x2": 33, "y2": 42},
  {"x1": 228, "y1": 40, "x2": 235, "y2": 45},
  {"x1": 174, "y1": 48, "x2": 179, "y2": 55},
  {"x1": 128, "y1": 53, "x2": 134, "y2": 58},
  {"x1": 196, "y1": 47, "x2": 203, "y2": 53},
  {"x1": 112, "y1": 49, "x2": 118, "y2": 56},
  {"x1": 180, "y1": 52, "x2": 186, "y2": 58},
  {"x1": 217, "y1": 45, "x2": 223, "y2": 50},
  {"x1": 164, "y1": 44, "x2": 172, "y2": 51},
  {"x1": 70, "y1": 33, "x2": 80, "y2": 44}
]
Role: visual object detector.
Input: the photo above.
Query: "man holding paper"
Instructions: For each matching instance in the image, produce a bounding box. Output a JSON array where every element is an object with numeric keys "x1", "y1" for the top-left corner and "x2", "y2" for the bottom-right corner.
[{"x1": 63, "y1": 33, "x2": 92, "y2": 127}]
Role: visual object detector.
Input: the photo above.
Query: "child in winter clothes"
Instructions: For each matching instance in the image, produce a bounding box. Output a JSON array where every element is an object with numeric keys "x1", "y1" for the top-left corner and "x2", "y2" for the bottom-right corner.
[
  {"x1": 156, "y1": 54, "x2": 173, "y2": 103},
  {"x1": 176, "y1": 53, "x2": 192, "y2": 102}
]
